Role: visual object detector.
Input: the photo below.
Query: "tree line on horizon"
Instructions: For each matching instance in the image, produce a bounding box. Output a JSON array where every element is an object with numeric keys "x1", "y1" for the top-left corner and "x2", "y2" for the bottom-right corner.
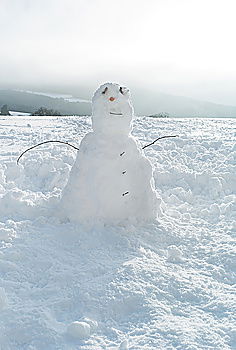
[{"x1": 0, "y1": 104, "x2": 61, "y2": 116}]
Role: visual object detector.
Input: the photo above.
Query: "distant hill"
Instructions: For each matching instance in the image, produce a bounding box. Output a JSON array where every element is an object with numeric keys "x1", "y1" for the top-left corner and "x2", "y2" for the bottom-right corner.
[
  {"x1": 0, "y1": 90, "x2": 91, "y2": 116},
  {"x1": 132, "y1": 90, "x2": 236, "y2": 117},
  {"x1": 0, "y1": 88, "x2": 236, "y2": 117}
]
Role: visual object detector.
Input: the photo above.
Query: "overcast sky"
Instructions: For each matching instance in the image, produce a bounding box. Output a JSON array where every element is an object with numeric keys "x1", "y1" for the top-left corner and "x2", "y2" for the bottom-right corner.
[{"x1": 0, "y1": 0, "x2": 236, "y2": 105}]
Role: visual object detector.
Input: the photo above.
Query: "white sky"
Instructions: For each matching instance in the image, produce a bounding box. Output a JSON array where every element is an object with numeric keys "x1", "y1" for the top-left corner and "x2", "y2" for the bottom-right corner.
[{"x1": 0, "y1": 0, "x2": 236, "y2": 105}]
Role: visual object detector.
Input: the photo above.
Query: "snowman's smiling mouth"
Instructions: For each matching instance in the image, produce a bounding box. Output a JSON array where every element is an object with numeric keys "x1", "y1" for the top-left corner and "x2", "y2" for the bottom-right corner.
[{"x1": 110, "y1": 112, "x2": 123, "y2": 116}]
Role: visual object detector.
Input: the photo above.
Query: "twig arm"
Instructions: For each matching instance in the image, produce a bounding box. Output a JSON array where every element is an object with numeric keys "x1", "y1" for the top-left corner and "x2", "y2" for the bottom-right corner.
[
  {"x1": 17, "y1": 140, "x2": 79, "y2": 165},
  {"x1": 142, "y1": 135, "x2": 178, "y2": 150}
]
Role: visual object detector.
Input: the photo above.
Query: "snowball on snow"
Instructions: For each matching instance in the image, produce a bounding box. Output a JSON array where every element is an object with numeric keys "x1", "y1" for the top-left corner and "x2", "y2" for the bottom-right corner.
[
  {"x1": 67, "y1": 321, "x2": 91, "y2": 339},
  {"x1": 119, "y1": 339, "x2": 129, "y2": 349},
  {"x1": 167, "y1": 245, "x2": 185, "y2": 263},
  {"x1": 0, "y1": 228, "x2": 12, "y2": 241},
  {"x1": 82, "y1": 317, "x2": 98, "y2": 332}
]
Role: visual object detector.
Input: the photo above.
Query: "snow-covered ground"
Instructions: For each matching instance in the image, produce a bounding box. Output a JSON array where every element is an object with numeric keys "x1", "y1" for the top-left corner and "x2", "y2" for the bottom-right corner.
[{"x1": 0, "y1": 115, "x2": 235, "y2": 349}]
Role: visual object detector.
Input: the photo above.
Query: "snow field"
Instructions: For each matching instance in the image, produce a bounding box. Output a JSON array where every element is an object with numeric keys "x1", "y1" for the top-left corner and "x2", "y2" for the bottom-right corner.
[{"x1": 0, "y1": 115, "x2": 235, "y2": 349}]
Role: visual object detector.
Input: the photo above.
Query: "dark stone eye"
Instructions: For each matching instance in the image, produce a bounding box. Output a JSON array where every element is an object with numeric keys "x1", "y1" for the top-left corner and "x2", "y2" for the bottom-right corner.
[
  {"x1": 102, "y1": 87, "x2": 108, "y2": 94},
  {"x1": 119, "y1": 87, "x2": 124, "y2": 94}
]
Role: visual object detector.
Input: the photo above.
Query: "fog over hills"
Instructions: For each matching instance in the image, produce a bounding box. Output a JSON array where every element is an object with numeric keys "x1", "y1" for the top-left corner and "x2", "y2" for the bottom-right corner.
[
  {"x1": 0, "y1": 88, "x2": 236, "y2": 117},
  {"x1": 133, "y1": 89, "x2": 236, "y2": 117}
]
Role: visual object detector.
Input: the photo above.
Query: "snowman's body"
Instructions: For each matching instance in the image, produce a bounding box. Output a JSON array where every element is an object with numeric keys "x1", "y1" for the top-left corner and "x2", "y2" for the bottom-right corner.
[{"x1": 61, "y1": 83, "x2": 158, "y2": 224}]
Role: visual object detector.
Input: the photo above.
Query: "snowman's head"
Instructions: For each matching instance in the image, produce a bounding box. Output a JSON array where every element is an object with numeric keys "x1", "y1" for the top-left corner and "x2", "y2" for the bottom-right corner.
[{"x1": 92, "y1": 83, "x2": 134, "y2": 136}]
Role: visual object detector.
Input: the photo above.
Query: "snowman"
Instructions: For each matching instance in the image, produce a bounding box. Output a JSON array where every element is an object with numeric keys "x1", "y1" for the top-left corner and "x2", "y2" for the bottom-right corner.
[{"x1": 60, "y1": 82, "x2": 159, "y2": 224}]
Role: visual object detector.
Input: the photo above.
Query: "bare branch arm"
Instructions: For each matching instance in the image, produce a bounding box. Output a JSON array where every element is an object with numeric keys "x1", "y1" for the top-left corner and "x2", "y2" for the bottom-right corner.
[
  {"x1": 17, "y1": 140, "x2": 79, "y2": 165},
  {"x1": 142, "y1": 135, "x2": 178, "y2": 150}
]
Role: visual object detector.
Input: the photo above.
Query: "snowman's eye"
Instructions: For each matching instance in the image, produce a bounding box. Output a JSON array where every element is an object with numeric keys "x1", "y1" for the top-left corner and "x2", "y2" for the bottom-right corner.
[
  {"x1": 119, "y1": 87, "x2": 124, "y2": 94},
  {"x1": 102, "y1": 87, "x2": 108, "y2": 94}
]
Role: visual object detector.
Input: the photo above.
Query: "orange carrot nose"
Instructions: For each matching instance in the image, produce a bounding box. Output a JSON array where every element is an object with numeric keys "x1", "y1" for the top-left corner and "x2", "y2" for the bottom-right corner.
[{"x1": 109, "y1": 97, "x2": 115, "y2": 101}]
